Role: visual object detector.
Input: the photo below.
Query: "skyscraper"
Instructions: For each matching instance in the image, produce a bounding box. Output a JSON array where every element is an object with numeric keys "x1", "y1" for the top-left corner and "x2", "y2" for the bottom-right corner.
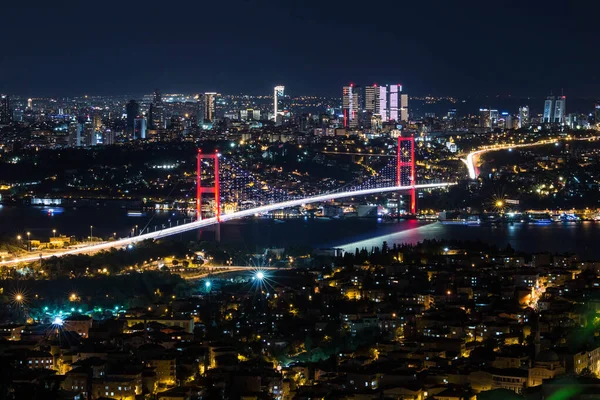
[
  {"x1": 543, "y1": 96, "x2": 566, "y2": 124},
  {"x1": 0, "y1": 95, "x2": 11, "y2": 125},
  {"x1": 388, "y1": 84, "x2": 400, "y2": 121},
  {"x1": 554, "y1": 96, "x2": 566, "y2": 125},
  {"x1": 519, "y1": 106, "x2": 530, "y2": 128},
  {"x1": 126, "y1": 100, "x2": 140, "y2": 131},
  {"x1": 479, "y1": 109, "x2": 491, "y2": 128},
  {"x1": 490, "y1": 110, "x2": 499, "y2": 126},
  {"x1": 400, "y1": 93, "x2": 409, "y2": 122},
  {"x1": 342, "y1": 85, "x2": 359, "y2": 128},
  {"x1": 364, "y1": 85, "x2": 379, "y2": 114},
  {"x1": 134, "y1": 118, "x2": 147, "y2": 139},
  {"x1": 543, "y1": 97, "x2": 554, "y2": 123},
  {"x1": 204, "y1": 92, "x2": 216, "y2": 123},
  {"x1": 595, "y1": 103, "x2": 600, "y2": 126},
  {"x1": 150, "y1": 89, "x2": 164, "y2": 129},
  {"x1": 273, "y1": 86, "x2": 285, "y2": 120},
  {"x1": 379, "y1": 86, "x2": 388, "y2": 121},
  {"x1": 374, "y1": 84, "x2": 406, "y2": 123},
  {"x1": 68, "y1": 120, "x2": 83, "y2": 147}
]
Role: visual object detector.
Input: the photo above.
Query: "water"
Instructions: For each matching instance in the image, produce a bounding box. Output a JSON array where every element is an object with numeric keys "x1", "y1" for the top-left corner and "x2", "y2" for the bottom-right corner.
[{"x1": 1, "y1": 205, "x2": 600, "y2": 259}]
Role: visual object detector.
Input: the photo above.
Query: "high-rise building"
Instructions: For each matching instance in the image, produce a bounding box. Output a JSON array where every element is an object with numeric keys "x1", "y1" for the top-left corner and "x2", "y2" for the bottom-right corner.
[
  {"x1": 342, "y1": 85, "x2": 359, "y2": 128},
  {"x1": 0, "y1": 95, "x2": 11, "y2": 125},
  {"x1": 273, "y1": 86, "x2": 285, "y2": 120},
  {"x1": 479, "y1": 109, "x2": 492, "y2": 128},
  {"x1": 400, "y1": 93, "x2": 409, "y2": 122},
  {"x1": 554, "y1": 96, "x2": 566, "y2": 125},
  {"x1": 134, "y1": 118, "x2": 147, "y2": 139},
  {"x1": 68, "y1": 120, "x2": 83, "y2": 147},
  {"x1": 372, "y1": 84, "x2": 407, "y2": 123},
  {"x1": 378, "y1": 86, "x2": 388, "y2": 121},
  {"x1": 519, "y1": 106, "x2": 530, "y2": 128},
  {"x1": 103, "y1": 130, "x2": 115, "y2": 145},
  {"x1": 595, "y1": 103, "x2": 600, "y2": 126},
  {"x1": 126, "y1": 100, "x2": 140, "y2": 131},
  {"x1": 543, "y1": 97, "x2": 554, "y2": 123},
  {"x1": 490, "y1": 110, "x2": 499, "y2": 126},
  {"x1": 241, "y1": 109, "x2": 261, "y2": 121},
  {"x1": 543, "y1": 96, "x2": 566, "y2": 124},
  {"x1": 364, "y1": 85, "x2": 379, "y2": 114},
  {"x1": 150, "y1": 89, "x2": 164, "y2": 129},
  {"x1": 27, "y1": 98, "x2": 33, "y2": 110},
  {"x1": 204, "y1": 92, "x2": 216, "y2": 123},
  {"x1": 388, "y1": 84, "x2": 400, "y2": 121}
]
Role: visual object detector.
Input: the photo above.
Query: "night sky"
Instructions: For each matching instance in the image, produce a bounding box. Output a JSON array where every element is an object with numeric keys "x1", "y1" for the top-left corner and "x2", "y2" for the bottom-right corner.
[{"x1": 2, "y1": 0, "x2": 599, "y2": 97}]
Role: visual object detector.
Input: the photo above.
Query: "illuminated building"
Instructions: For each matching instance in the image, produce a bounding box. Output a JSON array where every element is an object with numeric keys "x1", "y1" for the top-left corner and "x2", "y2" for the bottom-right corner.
[
  {"x1": 273, "y1": 85, "x2": 285, "y2": 121},
  {"x1": 543, "y1": 96, "x2": 566, "y2": 124},
  {"x1": 479, "y1": 108, "x2": 491, "y2": 128},
  {"x1": 364, "y1": 85, "x2": 379, "y2": 114},
  {"x1": 134, "y1": 118, "x2": 146, "y2": 139},
  {"x1": 69, "y1": 120, "x2": 83, "y2": 147},
  {"x1": 342, "y1": 85, "x2": 359, "y2": 128},
  {"x1": 372, "y1": 84, "x2": 408, "y2": 123},
  {"x1": 149, "y1": 89, "x2": 164, "y2": 129},
  {"x1": 554, "y1": 96, "x2": 566, "y2": 124},
  {"x1": 490, "y1": 109, "x2": 499, "y2": 126},
  {"x1": 519, "y1": 106, "x2": 530, "y2": 128},
  {"x1": 204, "y1": 92, "x2": 216, "y2": 122},
  {"x1": 0, "y1": 94, "x2": 11, "y2": 125}
]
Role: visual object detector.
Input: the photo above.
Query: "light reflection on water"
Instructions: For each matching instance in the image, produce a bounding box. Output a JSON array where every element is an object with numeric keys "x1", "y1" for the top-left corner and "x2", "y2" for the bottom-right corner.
[{"x1": 337, "y1": 221, "x2": 600, "y2": 259}]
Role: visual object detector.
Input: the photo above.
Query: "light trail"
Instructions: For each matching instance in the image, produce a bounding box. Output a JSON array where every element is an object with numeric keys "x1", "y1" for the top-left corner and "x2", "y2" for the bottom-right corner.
[
  {"x1": 463, "y1": 136, "x2": 600, "y2": 180},
  {"x1": 181, "y1": 266, "x2": 284, "y2": 280},
  {"x1": 3, "y1": 183, "x2": 453, "y2": 265}
]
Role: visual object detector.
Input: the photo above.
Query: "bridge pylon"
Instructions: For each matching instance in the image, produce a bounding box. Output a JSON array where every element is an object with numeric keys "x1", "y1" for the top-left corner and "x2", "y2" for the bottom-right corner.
[
  {"x1": 196, "y1": 149, "x2": 221, "y2": 221},
  {"x1": 397, "y1": 136, "x2": 416, "y2": 214}
]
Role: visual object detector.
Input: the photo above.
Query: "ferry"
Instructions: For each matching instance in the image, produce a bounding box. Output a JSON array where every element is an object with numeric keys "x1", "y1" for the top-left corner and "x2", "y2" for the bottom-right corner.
[{"x1": 127, "y1": 210, "x2": 145, "y2": 217}]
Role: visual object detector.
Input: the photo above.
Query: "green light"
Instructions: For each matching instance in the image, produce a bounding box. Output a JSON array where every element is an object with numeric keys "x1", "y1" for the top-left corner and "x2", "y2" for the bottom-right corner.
[
  {"x1": 44, "y1": 307, "x2": 48, "y2": 311},
  {"x1": 78, "y1": 309, "x2": 82, "y2": 313},
  {"x1": 71, "y1": 308, "x2": 75, "y2": 312}
]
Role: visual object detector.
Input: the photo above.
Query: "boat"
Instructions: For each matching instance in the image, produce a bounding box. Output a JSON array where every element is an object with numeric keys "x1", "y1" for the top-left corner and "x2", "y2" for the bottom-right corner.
[{"x1": 127, "y1": 210, "x2": 145, "y2": 217}]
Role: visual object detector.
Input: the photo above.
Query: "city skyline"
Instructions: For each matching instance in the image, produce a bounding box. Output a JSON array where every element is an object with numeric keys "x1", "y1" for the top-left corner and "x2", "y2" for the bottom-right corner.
[{"x1": 2, "y1": 0, "x2": 599, "y2": 97}]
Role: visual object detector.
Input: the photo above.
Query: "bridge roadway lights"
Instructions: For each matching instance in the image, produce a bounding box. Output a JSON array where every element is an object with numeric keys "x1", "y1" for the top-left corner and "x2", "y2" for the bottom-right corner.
[{"x1": 3, "y1": 183, "x2": 454, "y2": 266}]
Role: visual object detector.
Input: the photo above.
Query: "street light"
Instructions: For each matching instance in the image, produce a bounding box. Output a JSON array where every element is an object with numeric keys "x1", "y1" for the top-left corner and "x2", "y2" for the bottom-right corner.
[
  {"x1": 52, "y1": 229, "x2": 56, "y2": 238},
  {"x1": 26, "y1": 232, "x2": 31, "y2": 252},
  {"x1": 90, "y1": 226, "x2": 93, "y2": 242}
]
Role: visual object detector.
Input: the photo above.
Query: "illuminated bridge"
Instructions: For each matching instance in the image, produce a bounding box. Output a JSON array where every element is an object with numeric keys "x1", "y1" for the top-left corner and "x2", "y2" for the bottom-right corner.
[{"x1": 4, "y1": 137, "x2": 454, "y2": 265}]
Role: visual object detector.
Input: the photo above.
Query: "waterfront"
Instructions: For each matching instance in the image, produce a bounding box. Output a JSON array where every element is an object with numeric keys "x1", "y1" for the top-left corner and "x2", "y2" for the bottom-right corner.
[{"x1": 2, "y1": 205, "x2": 600, "y2": 259}]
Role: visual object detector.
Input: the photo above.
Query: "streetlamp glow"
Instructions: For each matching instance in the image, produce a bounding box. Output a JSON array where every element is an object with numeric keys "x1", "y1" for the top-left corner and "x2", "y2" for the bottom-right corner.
[
  {"x1": 255, "y1": 271, "x2": 265, "y2": 280},
  {"x1": 52, "y1": 316, "x2": 64, "y2": 326},
  {"x1": 205, "y1": 281, "x2": 211, "y2": 288}
]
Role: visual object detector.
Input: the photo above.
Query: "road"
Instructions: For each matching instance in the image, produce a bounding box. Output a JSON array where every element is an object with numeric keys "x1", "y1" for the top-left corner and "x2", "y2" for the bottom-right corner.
[
  {"x1": 463, "y1": 136, "x2": 600, "y2": 180},
  {"x1": 180, "y1": 266, "x2": 284, "y2": 280},
  {"x1": 2, "y1": 182, "x2": 453, "y2": 265}
]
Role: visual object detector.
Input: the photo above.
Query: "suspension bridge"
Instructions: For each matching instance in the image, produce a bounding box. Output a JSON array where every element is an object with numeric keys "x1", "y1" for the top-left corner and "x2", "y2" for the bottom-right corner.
[{"x1": 3, "y1": 137, "x2": 454, "y2": 265}]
